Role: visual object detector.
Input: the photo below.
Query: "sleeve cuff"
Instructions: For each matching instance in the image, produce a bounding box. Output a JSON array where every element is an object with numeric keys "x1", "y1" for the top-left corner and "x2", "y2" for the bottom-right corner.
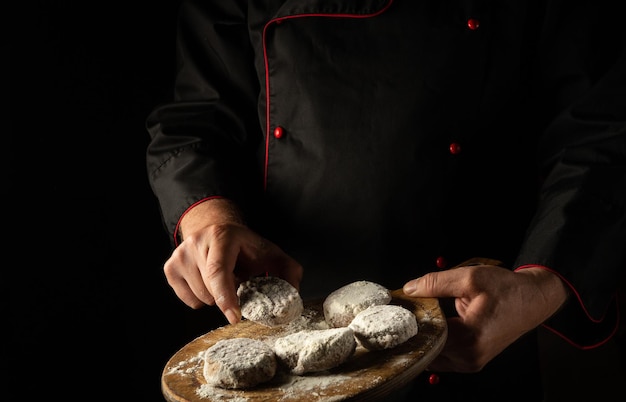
[
  {"x1": 173, "y1": 196, "x2": 225, "y2": 246},
  {"x1": 514, "y1": 264, "x2": 620, "y2": 349}
]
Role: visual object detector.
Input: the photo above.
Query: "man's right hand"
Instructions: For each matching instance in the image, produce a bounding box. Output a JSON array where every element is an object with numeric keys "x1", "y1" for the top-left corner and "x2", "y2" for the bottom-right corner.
[{"x1": 163, "y1": 198, "x2": 303, "y2": 324}]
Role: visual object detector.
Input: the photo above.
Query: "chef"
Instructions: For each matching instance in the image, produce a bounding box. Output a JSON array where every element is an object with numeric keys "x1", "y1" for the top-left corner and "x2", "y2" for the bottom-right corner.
[{"x1": 146, "y1": 0, "x2": 625, "y2": 400}]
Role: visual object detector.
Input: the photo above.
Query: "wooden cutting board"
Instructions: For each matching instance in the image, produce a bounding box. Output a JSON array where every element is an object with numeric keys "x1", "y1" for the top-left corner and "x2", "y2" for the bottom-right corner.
[{"x1": 161, "y1": 289, "x2": 447, "y2": 402}]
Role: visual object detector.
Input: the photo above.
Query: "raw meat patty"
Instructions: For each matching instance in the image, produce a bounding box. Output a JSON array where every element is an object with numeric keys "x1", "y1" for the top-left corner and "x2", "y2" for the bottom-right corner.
[
  {"x1": 273, "y1": 327, "x2": 357, "y2": 375},
  {"x1": 238, "y1": 276, "x2": 303, "y2": 327},
  {"x1": 203, "y1": 338, "x2": 277, "y2": 389},
  {"x1": 348, "y1": 304, "x2": 418, "y2": 350},
  {"x1": 323, "y1": 280, "x2": 392, "y2": 327}
]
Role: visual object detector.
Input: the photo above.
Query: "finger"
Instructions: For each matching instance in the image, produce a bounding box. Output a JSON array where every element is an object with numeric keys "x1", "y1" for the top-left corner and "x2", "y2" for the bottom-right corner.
[
  {"x1": 172, "y1": 277, "x2": 214, "y2": 309},
  {"x1": 402, "y1": 268, "x2": 468, "y2": 298},
  {"x1": 426, "y1": 351, "x2": 454, "y2": 373},
  {"x1": 238, "y1": 236, "x2": 304, "y2": 291},
  {"x1": 183, "y1": 267, "x2": 217, "y2": 307},
  {"x1": 262, "y1": 240, "x2": 304, "y2": 290},
  {"x1": 203, "y1": 232, "x2": 243, "y2": 324},
  {"x1": 164, "y1": 269, "x2": 203, "y2": 308},
  {"x1": 426, "y1": 317, "x2": 481, "y2": 373},
  {"x1": 280, "y1": 259, "x2": 304, "y2": 291},
  {"x1": 164, "y1": 247, "x2": 215, "y2": 308}
]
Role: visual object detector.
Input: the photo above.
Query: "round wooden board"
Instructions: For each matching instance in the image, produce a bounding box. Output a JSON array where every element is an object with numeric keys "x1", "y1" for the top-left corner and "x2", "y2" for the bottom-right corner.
[{"x1": 162, "y1": 289, "x2": 447, "y2": 402}]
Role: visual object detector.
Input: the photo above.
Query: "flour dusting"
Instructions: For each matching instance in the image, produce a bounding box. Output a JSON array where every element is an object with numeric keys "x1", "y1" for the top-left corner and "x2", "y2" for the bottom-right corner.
[
  {"x1": 277, "y1": 372, "x2": 353, "y2": 401},
  {"x1": 260, "y1": 306, "x2": 330, "y2": 345},
  {"x1": 196, "y1": 384, "x2": 248, "y2": 401},
  {"x1": 164, "y1": 286, "x2": 442, "y2": 401},
  {"x1": 238, "y1": 276, "x2": 303, "y2": 327},
  {"x1": 273, "y1": 327, "x2": 356, "y2": 375},
  {"x1": 323, "y1": 281, "x2": 392, "y2": 328},
  {"x1": 166, "y1": 350, "x2": 204, "y2": 375},
  {"x1": 349, "y1": 304, "x2": 418, "y2": 350}
]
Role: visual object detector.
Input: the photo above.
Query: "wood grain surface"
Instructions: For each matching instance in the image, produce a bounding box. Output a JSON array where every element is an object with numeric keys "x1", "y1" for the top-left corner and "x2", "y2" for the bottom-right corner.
[{"x1": 161, "y1": 289, "x2": 447, "y2": 402}]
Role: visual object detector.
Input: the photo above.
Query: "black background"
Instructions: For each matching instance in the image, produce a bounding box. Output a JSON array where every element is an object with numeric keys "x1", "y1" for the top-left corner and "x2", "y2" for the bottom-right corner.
[
  {"x1": 9, "y1": 2, "x2": 625, "y2": 401},
  {"x1": 10, "y1": 2, "x2": 227, "y2": 400}
]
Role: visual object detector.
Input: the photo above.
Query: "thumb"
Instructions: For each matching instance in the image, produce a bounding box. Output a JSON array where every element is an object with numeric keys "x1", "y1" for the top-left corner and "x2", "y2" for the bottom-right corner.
[{"x1": 403, "y1": 269, "x2": 465, "y2": 298}]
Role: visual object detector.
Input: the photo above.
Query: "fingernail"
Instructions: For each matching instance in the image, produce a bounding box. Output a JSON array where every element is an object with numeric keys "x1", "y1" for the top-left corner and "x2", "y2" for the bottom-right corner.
[
  {"x1": 224, "y1": 308, "x2": 241, "y2": 324},
  {"x1": 403, "y1": 280, "x2": 418, "y2": 294}
]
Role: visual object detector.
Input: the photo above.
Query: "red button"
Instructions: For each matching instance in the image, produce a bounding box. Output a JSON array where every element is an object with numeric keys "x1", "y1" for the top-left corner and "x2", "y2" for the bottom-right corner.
[
  {"x1": 467, "y1": 18, "x2": 480, "y2": 30},
  {"x1": 429, "y1": 373, "x2": 440, "y2": 385},
  {"x1": 449, "y1": 142, "x2": 462, "y2": 155},
  {"x1": 273, "y1": 126, "x2": 284, "y2": 139},
  {"x1": 436, "y1": 256, "x2": 447, "y2": 269}
]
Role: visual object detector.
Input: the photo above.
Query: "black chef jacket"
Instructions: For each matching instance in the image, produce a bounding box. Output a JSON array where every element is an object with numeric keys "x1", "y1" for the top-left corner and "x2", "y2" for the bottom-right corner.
[{"x1": 146, "y1": 1, "x2": 626, "y2": 400}]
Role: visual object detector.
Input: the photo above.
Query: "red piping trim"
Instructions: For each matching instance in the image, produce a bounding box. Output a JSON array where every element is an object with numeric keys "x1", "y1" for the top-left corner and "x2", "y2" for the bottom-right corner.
[
  {"x1": 540, "y1": 314, "x2": 619, "y2": 350},
  {"x1": 261, "y1": 0, "x2": 394, "y2": 190},
  {"x1": 514, "y1": 264, "x2": 620, "y2": 349},
  {"x1": 173, "y1": 196, "x2": 224, "y2": 246},
  {"x1": 514, "y1": 264, "x2": 609, "y2": 323}
]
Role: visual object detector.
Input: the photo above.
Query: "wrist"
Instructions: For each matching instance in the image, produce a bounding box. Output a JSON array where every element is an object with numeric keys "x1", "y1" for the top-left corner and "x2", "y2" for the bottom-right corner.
[
  {"x1": 516, "y1": 266, "x2": 570, "y2": 321},
  {"x1": 179, "y1": 198, "x2": 244, "y2": 240}
]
